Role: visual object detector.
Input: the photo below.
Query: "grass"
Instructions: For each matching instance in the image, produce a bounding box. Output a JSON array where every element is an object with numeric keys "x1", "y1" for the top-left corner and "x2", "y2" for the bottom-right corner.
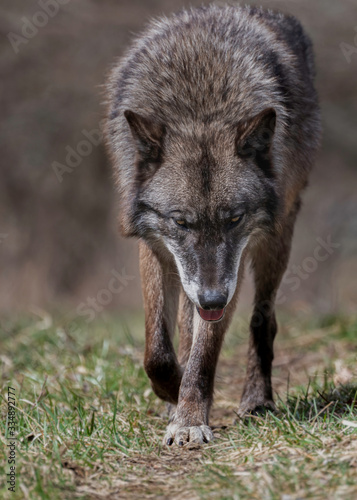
[{"x1": 0, "y1": 312, "x2": 356, "y2": 499}]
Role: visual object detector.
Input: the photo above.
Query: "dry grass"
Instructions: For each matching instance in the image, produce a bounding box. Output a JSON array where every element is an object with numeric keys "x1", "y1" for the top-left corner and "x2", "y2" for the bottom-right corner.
[{"x1": 0, "y1": 313, "x2": 356, "y2": 499}]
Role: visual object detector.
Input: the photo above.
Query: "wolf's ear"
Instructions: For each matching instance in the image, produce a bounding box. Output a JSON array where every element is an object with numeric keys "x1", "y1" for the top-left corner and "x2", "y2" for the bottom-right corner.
[
  {"x1": 236, "y1": 108, "x2": 276, "y2": 176},
  {"x1": 124, "y1": 110, "x2": 165, "y2": 162}
]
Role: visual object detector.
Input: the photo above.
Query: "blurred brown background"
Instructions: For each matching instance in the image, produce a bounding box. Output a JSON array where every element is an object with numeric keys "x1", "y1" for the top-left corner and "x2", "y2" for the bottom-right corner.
[{"x1": 0, "y1": 0, "x2": 356, "y2": 317}]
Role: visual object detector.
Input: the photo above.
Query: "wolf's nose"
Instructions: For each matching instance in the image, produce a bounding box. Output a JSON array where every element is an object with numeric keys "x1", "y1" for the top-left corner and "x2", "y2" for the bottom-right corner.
[{"x1": 198, "y1": 291, "x2": 228, "y2": 310}]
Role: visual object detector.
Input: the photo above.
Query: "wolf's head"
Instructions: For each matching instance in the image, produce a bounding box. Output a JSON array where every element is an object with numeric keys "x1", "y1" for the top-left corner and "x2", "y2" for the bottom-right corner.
[{"x1": 123, "y1": 109, "x2": 279, "y2": 322}]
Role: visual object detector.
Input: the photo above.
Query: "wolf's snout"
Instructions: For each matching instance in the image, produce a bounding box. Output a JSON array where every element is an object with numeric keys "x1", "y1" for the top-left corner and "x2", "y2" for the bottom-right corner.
[{"x1": 198, "y1": 291, "x2": 228, "y2": 311}]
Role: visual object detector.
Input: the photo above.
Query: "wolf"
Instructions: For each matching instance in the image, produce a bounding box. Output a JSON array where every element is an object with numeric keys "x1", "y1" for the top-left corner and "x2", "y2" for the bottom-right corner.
[{"x1": 105, "y1": 4, "x2": 321, "y2": 446}]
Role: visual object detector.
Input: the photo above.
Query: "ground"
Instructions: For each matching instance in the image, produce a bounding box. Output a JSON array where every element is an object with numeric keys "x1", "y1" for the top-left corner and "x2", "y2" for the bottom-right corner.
[{"x1": 0, "y1": 312, "x2": 356, "y2": 499}]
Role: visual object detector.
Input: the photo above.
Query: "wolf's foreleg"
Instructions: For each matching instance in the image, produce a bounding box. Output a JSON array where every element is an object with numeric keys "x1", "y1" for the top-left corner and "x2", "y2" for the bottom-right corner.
[
  {"x1": 139, "y1": 241, "x2": 182, "y2": 404},
  {"x1": 238, "y1": 208, "x2": 298, "y2": 417},
  {"x1": 164, "y1": 288, "x2": 239, "y2": 446},
  {"x1": 177, "y1": 289, "x2": 194, "y2": 368}
]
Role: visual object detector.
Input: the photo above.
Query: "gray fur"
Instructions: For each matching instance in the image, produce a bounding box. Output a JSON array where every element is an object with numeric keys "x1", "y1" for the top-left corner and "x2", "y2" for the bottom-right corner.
[{"x1": 105, "y1": 4, "x2": 321, "y2": 445}]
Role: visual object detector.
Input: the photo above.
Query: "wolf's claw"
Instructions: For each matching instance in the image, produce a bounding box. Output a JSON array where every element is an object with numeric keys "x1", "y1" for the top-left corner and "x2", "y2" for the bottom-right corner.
[{"x1": 164, "y1": 423, "x2": 214, "y2": 446}]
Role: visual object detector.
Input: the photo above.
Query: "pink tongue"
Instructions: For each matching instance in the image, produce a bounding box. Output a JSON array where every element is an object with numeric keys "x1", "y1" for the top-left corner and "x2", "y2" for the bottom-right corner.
[{"x1": 198, "y1": 308, "x2": 225, "y2": 321}]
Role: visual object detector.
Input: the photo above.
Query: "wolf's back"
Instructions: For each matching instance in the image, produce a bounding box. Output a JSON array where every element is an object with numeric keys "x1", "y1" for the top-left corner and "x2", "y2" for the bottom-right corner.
[{"x1": 108, "y1": 5, "x2": 316, "y2": 122}]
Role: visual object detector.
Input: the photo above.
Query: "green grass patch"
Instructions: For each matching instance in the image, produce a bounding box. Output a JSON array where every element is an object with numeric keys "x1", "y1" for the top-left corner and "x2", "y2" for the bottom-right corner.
[{"x1": 0, "y1": 313, "x2": 356, "y2": 499}]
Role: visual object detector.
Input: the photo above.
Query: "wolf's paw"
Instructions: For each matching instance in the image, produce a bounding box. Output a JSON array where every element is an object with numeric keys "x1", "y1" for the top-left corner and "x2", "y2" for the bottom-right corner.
[
  {"x1": 164, "y1": 422, "x2": 214, "y2": 447},
  {"x1": 235, "y1": 399, "x2": 276, "y2": 421}
]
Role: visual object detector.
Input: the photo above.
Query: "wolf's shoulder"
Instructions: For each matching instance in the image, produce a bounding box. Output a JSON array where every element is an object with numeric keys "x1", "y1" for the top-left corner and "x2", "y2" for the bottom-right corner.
[{"x1": 243, "y1": 5, "x2": 316, "y2": 77}]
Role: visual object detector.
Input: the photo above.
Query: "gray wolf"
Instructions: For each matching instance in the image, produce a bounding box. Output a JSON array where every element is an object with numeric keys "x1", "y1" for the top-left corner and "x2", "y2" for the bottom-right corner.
[{"x1": 105, "y1": 4, "x2": 321, "y2": 446}]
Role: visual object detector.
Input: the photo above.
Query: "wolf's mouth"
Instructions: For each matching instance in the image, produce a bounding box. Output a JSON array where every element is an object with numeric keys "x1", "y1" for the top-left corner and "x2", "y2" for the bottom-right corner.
[{"x1": 196, "y1": 307, "x2": 225, "y2": 322}]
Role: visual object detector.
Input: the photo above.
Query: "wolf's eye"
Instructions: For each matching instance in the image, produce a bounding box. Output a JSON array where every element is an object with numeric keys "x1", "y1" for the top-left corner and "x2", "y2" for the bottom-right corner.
[
  {"x1": 228, "y1": 215, "x2": 242, "y2": 229},
  {"x1": 175, "y1": 219, "x2": 188, "y2": 229}
]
